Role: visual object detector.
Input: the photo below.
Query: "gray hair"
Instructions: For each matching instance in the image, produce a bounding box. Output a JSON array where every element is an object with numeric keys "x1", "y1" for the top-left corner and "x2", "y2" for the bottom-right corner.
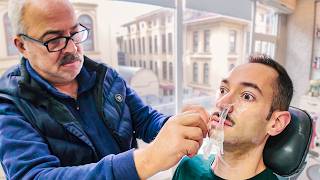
[{"x1": 8, "y1": 0, "x2": 28, "y2": 35}]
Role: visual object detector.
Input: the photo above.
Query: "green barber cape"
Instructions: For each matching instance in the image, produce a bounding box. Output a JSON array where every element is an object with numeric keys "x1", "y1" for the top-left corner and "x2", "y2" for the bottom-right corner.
[{"x1": 172, "y1": 155, "x2": 279, "y2": 180}]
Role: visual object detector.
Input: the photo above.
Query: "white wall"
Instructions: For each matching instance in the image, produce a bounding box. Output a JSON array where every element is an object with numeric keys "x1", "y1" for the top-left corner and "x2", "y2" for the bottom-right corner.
[{"x1": 285, "y1": 0, "x2": 315, "y2": 106}]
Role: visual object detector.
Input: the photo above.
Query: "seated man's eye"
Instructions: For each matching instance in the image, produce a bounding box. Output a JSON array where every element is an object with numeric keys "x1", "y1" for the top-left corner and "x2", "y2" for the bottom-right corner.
[
  {"x1": 47, "y1": 38, "x2": 66, "y2": 49},
  {"x1": 220, "y1": 88, "x2": 225, "y2": 94},
  {"x1": 219, "y1": 87, "x2": 229, "y2": 95},
  {"x1": 50, "y1": 38, "x2": 63, "y2": 44},
  {"x1": 242, "y1": 93, "x2": 255, "y2": 101}
]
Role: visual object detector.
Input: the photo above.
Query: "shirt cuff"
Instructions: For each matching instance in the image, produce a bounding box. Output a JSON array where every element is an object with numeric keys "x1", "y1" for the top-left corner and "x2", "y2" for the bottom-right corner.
[{"x1": 113, "y1": 149, "x2": 140, "y2": 180}]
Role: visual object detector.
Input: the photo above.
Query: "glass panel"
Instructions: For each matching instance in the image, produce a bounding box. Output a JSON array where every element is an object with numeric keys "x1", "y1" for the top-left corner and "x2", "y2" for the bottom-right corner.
[
  {"x1": 254, "y1": 40, "x2": 275, "y2": 58},
  {"x1": 313, "y1": 2, "x2": 320, "y2": 79},
  {"x1": 168, "y1": 32, "x2": 173, "y2": 54},
  {"x1": 204, "y1": 29, "x2": 210, "y2": 53},
  {"x1": 169, "y1": 62, "x2": 173, "y2": 81},
  {"x1": 162, "y1": 61, "x2": 167, "y2": 80},
  {"x1": 193, "y1": 31, "x2": 199, "y2": 53},
  {"x1": 78, "y1": 15, "x2": 95, "y2": 51},
  {"x1": 203, "y1": 63, "x2": 209, "y2": 84},
  {"x1": 113, "y1": 2, "x2": 170, "y2": 115},
  {"x1": 253, "y1": 2, "x2": 278, "y2": 58},
  {"x1": 161, "y1": 34, "x2": 166, "y2": 53},
  {"x1": 193, "y1": 62, "x2": 198, "y2": 83},
  {"x1": 255, "y1": 2, "x2": 278, "y2": 36},
  {"x1": 229, "y1": 30, "x2": 237, "y2": 53}
]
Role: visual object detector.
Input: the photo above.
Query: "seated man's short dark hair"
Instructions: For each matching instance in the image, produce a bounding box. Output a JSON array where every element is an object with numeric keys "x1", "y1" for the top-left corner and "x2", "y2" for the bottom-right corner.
[{"x1": 249, "y1": 55, "x2": 293, "y2": 117}]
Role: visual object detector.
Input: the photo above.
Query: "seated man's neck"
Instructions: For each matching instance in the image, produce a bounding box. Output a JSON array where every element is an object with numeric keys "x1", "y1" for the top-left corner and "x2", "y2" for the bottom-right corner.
[
  {"x1": 212, "y1": 143, "x2": 266, "y2": 180},
  {"x1": 54, "y1": 79, "x2": 78, "y2": 99}
]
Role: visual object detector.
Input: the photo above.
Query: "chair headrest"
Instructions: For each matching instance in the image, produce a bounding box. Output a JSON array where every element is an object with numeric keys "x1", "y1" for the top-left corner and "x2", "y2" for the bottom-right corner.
[{"x1": 263, "y1": 106, "x2": 313, "y2": 177}]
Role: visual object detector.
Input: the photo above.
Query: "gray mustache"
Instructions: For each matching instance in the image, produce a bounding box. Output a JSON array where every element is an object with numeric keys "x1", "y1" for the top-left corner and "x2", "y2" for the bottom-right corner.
[{"x1": 60, "y1": 54, "x2": 81, "y2": 66}]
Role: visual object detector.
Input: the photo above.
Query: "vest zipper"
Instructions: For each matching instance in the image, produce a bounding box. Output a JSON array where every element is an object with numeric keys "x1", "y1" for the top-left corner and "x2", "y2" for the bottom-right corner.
[{"x1": 75, "y1": 100, "x2": 80, "y2": 110}]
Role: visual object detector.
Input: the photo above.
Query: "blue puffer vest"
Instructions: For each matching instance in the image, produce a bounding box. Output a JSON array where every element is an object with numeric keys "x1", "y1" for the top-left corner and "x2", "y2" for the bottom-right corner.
[{"x1": 0, "y1": 56, "x2": 137, "y2": 166}]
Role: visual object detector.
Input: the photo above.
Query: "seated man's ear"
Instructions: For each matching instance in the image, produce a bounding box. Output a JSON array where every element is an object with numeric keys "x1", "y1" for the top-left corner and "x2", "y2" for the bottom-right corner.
[
  {"x1": 267, "y1": 111, "x2": 291, "y2": 136},
  {"x1": 14, "y1": 36, "x2": 27, "y2": 55}
]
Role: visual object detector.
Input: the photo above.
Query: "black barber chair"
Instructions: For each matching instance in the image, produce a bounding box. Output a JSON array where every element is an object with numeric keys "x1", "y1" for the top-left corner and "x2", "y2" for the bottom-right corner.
[{"x1": 263, "y1": 106, "x2": 313, "y2": 178}]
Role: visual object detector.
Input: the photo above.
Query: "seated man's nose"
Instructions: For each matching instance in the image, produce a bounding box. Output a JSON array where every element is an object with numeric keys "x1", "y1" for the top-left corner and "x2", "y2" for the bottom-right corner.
[
  {"x1": 216, "y1": 95, "x2": 233, "y2": 107},
  {"x1": 227, "y1": 105, "x2": 234, "y2": 113},
  {"x1": 64, "y1": 39, "x2": 78, "y2": 52},
  {"x1": 216, "y1": 102, "x2": 234, "y2": 113}
]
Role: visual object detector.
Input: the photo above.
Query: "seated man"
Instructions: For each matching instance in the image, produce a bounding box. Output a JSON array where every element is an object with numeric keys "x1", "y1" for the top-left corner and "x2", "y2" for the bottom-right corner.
[{"x1": 173, "y1": 55, "x2": 293, "y2": 180}]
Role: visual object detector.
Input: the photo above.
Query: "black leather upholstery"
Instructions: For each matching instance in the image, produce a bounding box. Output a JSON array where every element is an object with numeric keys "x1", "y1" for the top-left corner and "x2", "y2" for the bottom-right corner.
[{"x1": 263, "y1": 106, "x2": 313, "y2": 177}]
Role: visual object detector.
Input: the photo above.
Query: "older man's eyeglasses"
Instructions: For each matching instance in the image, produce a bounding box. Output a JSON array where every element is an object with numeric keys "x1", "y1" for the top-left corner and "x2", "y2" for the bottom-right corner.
[{"x1": 19, "y1": 24, "x2": 90, "y2": 53}]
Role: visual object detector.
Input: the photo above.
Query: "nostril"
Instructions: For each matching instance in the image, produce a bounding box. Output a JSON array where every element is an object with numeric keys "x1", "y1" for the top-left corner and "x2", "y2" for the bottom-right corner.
[
  {"x1": 229, "y1": 106, "x2": 234, "y2": 113},
  {"x1": 225, "y1": 104, "x2": 235, "y2": 113}
]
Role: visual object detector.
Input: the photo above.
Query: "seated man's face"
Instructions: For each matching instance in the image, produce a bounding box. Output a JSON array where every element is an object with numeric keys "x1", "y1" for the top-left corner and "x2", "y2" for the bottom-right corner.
[
  {"x1": 211, "y1": 63, "x2": 278, "y2": 151},
  {"x1": 18, "y1": 0, "x2": 84, "y2": 84}
]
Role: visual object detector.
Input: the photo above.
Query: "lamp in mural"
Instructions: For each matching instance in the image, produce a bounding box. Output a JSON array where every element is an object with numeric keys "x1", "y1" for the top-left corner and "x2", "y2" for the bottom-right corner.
[
  {"x1": 316, "y1": 26, "x2": 320, "y2": 38},
  {"x1": 313, "y1": 57, "x2": 320, "y2": 69}
]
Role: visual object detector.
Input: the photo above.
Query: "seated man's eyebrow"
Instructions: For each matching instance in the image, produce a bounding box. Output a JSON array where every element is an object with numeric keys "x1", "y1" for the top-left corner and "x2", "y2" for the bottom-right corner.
[
  {"x1": 221, "y1": 79, "x2": 263, "y2": 95},
  {"x1": 40, "y1": 30, "x2": 64, "y2": 40},
  {"x1": 40, "y1": 24, "x2": 79, "y2": 40},
  {"x1": 240, "y1": 82, "x2": 263, "y2": 96},
  {"x1": 221, "y1": 79, "x2": 229, "y2": 84}
]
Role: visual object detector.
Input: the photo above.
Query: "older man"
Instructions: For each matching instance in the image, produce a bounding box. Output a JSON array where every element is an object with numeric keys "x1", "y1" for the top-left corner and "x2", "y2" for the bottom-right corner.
[
  {"x1": 173, "y1": 55, "x2": 293, "y2": 180},
  {"x1": 0, "y1": 0, "x2": 208, "y2": 179}
]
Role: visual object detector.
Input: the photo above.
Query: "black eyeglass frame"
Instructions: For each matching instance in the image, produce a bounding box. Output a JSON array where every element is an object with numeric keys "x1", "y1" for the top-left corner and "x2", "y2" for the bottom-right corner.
[{"x1": 18, "y1": 23, "x2": 90, "y2": 53}]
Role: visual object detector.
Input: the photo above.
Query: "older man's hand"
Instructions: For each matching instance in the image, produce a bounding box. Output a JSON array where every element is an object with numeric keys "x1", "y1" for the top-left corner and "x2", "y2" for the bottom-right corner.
[{"x1": 134, "y1": 105, "x2": 209, "y2": 179}]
